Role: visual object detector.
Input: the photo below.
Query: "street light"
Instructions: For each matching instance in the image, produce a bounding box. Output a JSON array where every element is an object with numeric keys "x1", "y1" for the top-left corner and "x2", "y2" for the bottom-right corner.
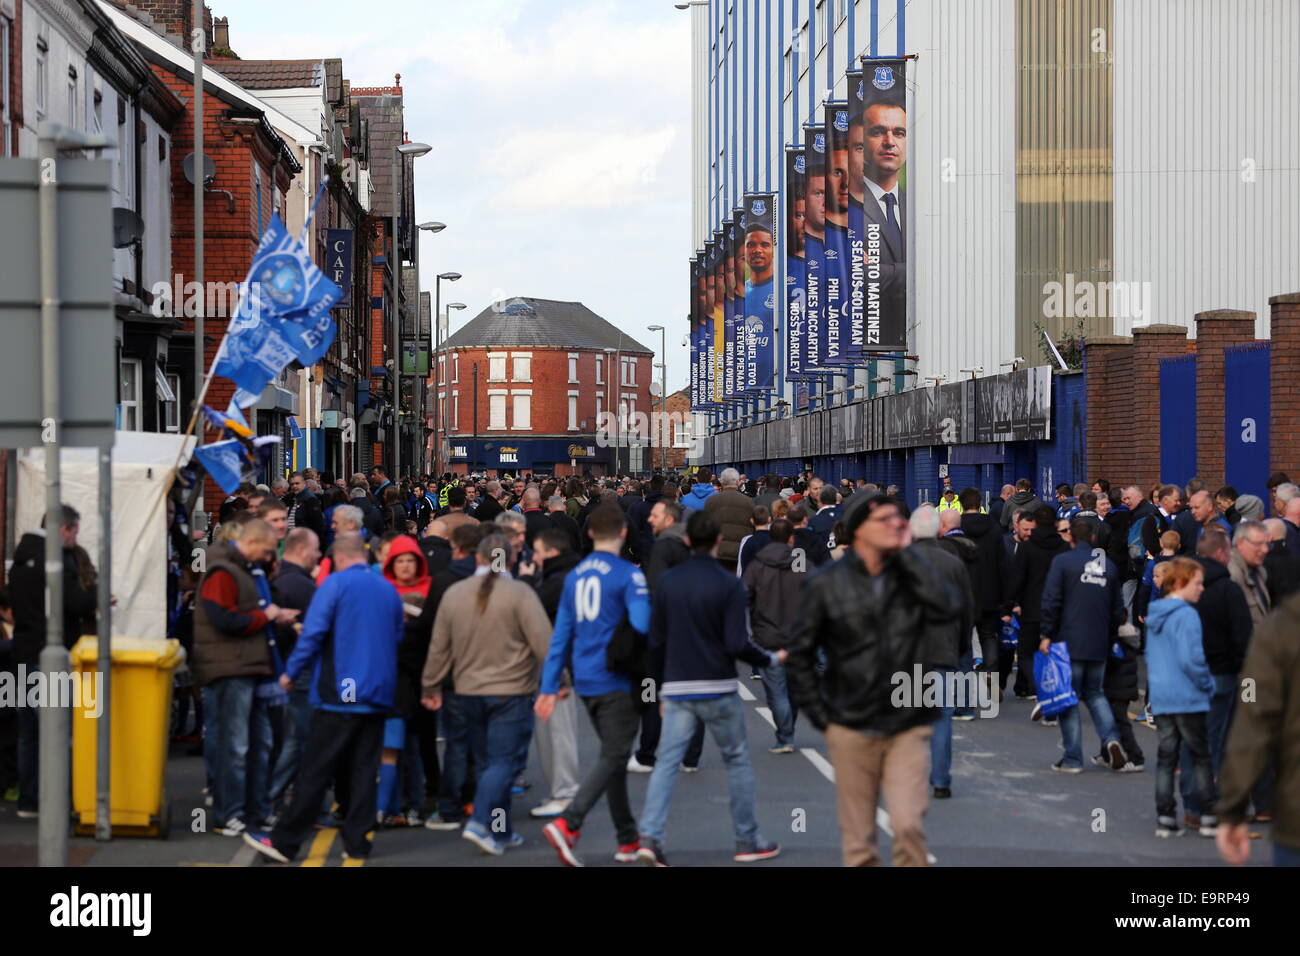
[
  {"x1": 647, "y1": 324, "x2": 665, "y2": 472},
  {"x1": 391, "y1": 140, "x2": 432, "y2": 481},
  {"x1": 416, "y1": 222, "x2": 448, "y2": 472},
  {"x1": 432, "y1": 271, "x2": 462, "y2": 475},
  {"x1": 418, "y1": 221, "x2": 446, "y2": 233}
]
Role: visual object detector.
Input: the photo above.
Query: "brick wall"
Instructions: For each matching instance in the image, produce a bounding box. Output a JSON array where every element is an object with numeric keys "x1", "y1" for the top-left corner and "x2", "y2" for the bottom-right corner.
[
  {"x1": 1084, "y1": 336, "x2": 1134, "y2": 487},
  {"x1": 1271, "y1": 292, "x2": 1300, "y2": 478},
  {"x1": 1193, "y1": 310, "x2": 1256, "y2": 486},
  {"x1": 1131, "y1": 325, "x2": 1190, "y2": 490},
  {"x1": 663, "y1": 386, "x2": 690, "y2": 470}
]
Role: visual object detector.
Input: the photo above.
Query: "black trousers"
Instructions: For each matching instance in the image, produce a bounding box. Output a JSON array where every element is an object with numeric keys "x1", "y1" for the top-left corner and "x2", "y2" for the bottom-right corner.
[
  {"x1": 975, "y1": 612, "x2": 1015, "y2": 691},
  {"x1": 1107, "y1": 696, "x2": 1144, "y2": 765},
  {"x1": 635, "y1": 704, "x2": 705, "y2": 768},
  {"x1": 1014, "y1": 620, "x2": 1042, "y2": 697},
  {"x1": 562, "y1": 691, "x2": 641, "y2": 846},
  {"x1": 271, "y1": 710, "x2": 384, "y2": 860},
  {"x1": 410, "y1": 706, "x2": 441, "y2": 804}
]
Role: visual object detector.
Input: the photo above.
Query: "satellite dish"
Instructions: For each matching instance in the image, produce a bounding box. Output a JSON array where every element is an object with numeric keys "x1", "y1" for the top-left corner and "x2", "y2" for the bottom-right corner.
[
  {"x1": 649, "y1": 381, "x2": 662, "y2": 398},
  {"x1": 182, "y1": 152, "x2": 216, "y2": 186},
  {"x1": 112, "y1": 207, "x2": 144, "y2": 248}
]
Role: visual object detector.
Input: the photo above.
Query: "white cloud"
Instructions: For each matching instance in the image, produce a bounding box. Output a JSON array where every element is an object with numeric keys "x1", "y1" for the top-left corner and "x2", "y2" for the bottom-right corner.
[{"x1": 481, "y1": 126, "x2": 676, "y2": 211}]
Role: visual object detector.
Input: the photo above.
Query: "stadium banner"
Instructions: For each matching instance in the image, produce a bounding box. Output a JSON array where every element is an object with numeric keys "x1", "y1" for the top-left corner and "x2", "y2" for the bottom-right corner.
[
  {"x1": 689, "y1": 255, "x2": 702, "y2": 410},
  {"x1": 803, "y1": 122, "x2": 828, "y2": 373},
  {"x1": 711, "y1": 229, "x2": 726, "y2": 404},
  {"x1": 846, "y1": 71, "x2": 865, "y2": 358},
  {"x1": 785, "y1": 148, "x2": 808, "y2": 381},
  {"x1": 861, "y1": 58, "x2": 908, "y2": 351},
  {"x1": 823, "y1": 102, "x2": 851, "y2": 365},
  {"x1": 740, "y1": 193, "x2": 777, "y2": 392}
]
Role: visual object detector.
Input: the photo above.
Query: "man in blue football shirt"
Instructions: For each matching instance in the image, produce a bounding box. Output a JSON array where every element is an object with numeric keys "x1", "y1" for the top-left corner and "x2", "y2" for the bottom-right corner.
[{"x1": 536, "y1": 505, "x2": 650, "y2": 867}]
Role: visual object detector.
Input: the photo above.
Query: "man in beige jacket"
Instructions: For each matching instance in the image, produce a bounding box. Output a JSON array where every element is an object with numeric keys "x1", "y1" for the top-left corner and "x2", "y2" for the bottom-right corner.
[{"x1": 421, "y1": 532, "x2": 552, "y2": 856}]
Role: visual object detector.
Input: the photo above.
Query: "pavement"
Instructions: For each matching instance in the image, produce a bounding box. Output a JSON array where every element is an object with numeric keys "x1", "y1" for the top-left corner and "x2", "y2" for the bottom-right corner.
[{"x1": 0, "y1": 680, "x2": 1271, "y2": 867}]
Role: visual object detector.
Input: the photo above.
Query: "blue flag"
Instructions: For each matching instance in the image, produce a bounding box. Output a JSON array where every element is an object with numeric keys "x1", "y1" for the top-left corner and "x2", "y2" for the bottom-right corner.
[
  {"x1": 194, "y1": 439, "x2": 246, "y2": 495},
  {"x1": 213, "y1": 211, "x2": 343, "y2": 398}
]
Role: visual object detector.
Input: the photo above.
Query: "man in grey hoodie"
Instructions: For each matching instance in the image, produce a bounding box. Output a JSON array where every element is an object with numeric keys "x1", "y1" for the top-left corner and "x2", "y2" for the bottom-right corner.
[{"x1": 999, "y1": 478, "x2": 1045, "y2": 531}]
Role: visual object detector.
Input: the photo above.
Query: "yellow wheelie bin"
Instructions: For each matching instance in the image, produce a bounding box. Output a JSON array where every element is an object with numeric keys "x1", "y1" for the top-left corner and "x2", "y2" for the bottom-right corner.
[{"x1": 69, "y1": 636, "x2": 185, "y2": 838}]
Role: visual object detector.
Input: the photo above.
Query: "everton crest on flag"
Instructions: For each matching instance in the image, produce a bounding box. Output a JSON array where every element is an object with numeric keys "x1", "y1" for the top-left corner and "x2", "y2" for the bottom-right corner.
[
  {"x1": 215, "y1": 198, "x2": 343, "y2": 403},
  {"x1": 741, "y1": 192, "x2": 776, "y2": 392}
]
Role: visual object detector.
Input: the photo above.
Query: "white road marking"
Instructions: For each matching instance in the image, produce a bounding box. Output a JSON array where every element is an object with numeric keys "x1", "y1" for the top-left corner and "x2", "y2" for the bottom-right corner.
[
  {"x1": 754, "y1": 706, "x2": 776, "y2": 728},
  {"x1": 737, "y1": 683, "x2": 756, "y2": 702}
]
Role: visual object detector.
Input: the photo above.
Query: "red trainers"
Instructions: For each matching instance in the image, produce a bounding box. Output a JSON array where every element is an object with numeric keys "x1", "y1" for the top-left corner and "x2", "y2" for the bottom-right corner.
[
  {"x1": 614, "y1": 840, "x2": 641, "y2": 863},
  {"x1": 542, "y1": 818, "x2": 583, "y2": 868}
]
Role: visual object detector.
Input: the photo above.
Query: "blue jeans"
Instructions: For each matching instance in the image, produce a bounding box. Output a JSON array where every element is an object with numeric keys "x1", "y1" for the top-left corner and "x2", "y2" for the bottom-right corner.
[
  {"x1": 1057, "y1": 660, "x2": 1118, "y2": 768},
  {"x1": 460, "y1": 694, "x2": 535, "y2": 839},
  {"x1": 639, "y1": 694, "x2": 759, "y2": 846},
  {"x1": 1275, "y1": 843, "x2": 1300, "y2": 867},
  {"x1": 954, "y1": 648, "x2": 975, "y2": 718},
  {"x1": 1181, "y1": 673, "x2": 1235, "y2": 816},
  {"x1": 207, "y1": 677, "x2": 275, "y2": 824},
  {"x1": 270, "y1": 683, "x2": 313, "y2": 806},
  {"x1": 1156, "y1": 712, "x2": 1215, "y2": 822},
  {"x1": 437, "y1": 692, "x2": 472, "y2": 820},
  {"x1": 929, "y1": 668, "x2": 956, "y2": 789},
  {"x1": 759, "y1": 663, "x2": 797, "y2": 747}
]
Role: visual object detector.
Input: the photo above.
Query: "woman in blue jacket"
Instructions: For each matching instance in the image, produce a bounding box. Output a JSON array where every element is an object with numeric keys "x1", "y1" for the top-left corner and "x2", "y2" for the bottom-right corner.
[{"x1": 1144, "y1": 557, "x2": 1216, "y2": 839}]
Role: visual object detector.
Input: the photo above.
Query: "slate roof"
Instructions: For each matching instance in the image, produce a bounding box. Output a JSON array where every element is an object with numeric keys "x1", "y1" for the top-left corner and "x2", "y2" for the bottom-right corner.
[
  {"x1": 207, "y1": 58, "x2": 344, "y2": 105},
  {"x1": 442, "y1": 299, "x2": 652, "y2": 354}
]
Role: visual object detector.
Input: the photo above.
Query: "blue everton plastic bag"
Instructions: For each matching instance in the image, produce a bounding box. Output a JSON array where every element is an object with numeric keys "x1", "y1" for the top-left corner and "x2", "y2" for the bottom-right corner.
[
  {"x1": 1033, "y1": 642, "x2": 1078, "y2": 716},
  {"x1": 1000, "y1": 616, "x2": 1020, "y2": 649}
]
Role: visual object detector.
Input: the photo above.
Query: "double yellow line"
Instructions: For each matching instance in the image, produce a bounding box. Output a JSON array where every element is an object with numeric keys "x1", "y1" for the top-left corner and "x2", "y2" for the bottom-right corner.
[{"x1": 301, "y1": 828, "x2": 366, "y2": 867}]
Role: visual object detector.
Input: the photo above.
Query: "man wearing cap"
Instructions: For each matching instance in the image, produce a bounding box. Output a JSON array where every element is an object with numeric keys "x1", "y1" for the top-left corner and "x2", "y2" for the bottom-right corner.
[{"x1": 786, "y1": 493, "x2": 961, "y2": 866}]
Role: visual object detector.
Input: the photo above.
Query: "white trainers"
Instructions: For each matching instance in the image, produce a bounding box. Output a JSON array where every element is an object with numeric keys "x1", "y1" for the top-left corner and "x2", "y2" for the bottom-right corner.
[
  {"x1": 626, "y1": 755, "x2": 654, "y2": 774},
  {"x1": 529, "y1": 799, "x2": 571, "y2": 819}
]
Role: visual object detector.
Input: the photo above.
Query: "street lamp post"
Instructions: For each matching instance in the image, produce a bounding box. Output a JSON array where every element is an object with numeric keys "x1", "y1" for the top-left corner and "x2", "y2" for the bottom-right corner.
[
  {"x1": 415, "y1": 221, "x2": 447, "y2": 473},
  {"x1": 391, "y1": 141, "x2": 432, "y2": 481},
  {"x1": 647, "y1": 325, "x2": 665, "y2": 472},
  {"x1": 431, "y1": 269, "x2": 463, "y2": 476}
]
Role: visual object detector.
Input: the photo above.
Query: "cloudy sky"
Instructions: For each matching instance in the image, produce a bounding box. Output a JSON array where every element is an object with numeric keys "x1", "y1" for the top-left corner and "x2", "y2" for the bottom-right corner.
[{"x1": 222, "y1": 0, "x2": 694, "y2": 392}]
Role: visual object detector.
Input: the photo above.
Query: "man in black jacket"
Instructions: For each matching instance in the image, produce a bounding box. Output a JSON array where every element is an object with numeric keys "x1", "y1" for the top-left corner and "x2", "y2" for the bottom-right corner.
[
  {"x1": 286, "y1": 472, "x2": 325, "y2": 542},
  {"x1": 529, "y1": 529, "x2": 582, "y2": 819},
  {"x1": 1181, "y1": 529, "x2": 1254, "y2": 822},
  {"x1": 1263, "y1": 518, "x2": 1300, "y2": 606},
  {"x1": 742, "y1": 519, "x2": 803, "y2": 753},
  {"x1": 268, "y1": 528, "x2": 320, "y2": 810},
  {"x1": 959, "y1": 488, "x2": 1011, "y2": 698},
  {"x1": 546, "y1": 494, "x2": 583, "y2": 555},
  {"x1": 418, "y1": 517, "x2": 453, "y2": 577},
  {"x1": 10, "y1": 505, "x2": 98, "y2": 818},
  {"x1": 1004, "y1": 507, "x2": 1069, "y2": 710},
  {"x1": 910, "y1": 507, "x2": 976, "y2": 799},
  {"x1": 790, "y1": 504, "x2": 831, "y2": 568},
  {"x1": 626, "y1": 476, "x2": 662, "y2": 565},
  {"x1": 788, "y1": 493, "x2": 961, "y2": 866}
]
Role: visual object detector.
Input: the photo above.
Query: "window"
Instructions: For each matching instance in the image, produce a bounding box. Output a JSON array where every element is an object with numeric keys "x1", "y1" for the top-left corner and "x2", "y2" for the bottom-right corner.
[
  {"x1": 567, "y1": 391, "x2": 579, "y2": 431},
  {"x1": 452, "y1": 390, "x2": 459, "y2": 430},
  {"x1": 488, "y1": 391, "x2": 507, "y2": 429},
  {"x1": 161, "y1": 371, "x2": 181, "y2": 432},
  {"x1": 438, "y1": 355, "x2": 446, "y2": 387},
  {"x1": 119, "y1": 359, "x2": 142, "y2": 431},
  {"x1": 621, "y1": 357, "x2": 637, "y2": 386},
  {"x1": 674, "y1": 415, "x2": 695, "y2": 448},
  {"x1": 511, "y1": 391, "x2": 531, "y2": 430},
  {"x1": 488, "y1": 352, "x2": 507, "y2": 381},
  {"x1": 453, "y1": 353, "x2": 459, "y2": 383},
  {"x1": 66, "y1": 70, "x2": 76, "y2": 129},
  {"x1": 36, "y1": 32, "x2": 48, "y2": 121},
  {"x1": 568, "y1": 353, "x2": 578, "y2": 383},
  {"x1": 595, "y1": 392, "x2": 604, "y2": 426},
  {"x1": 511, "y1": 353, "x2": 531, "y2": 382},
  {"x1": 1, "y1": 18, "x2": 10, "y2": 155},
  {"x1": 595, "y1": 355, "x2": 604, "y2": 385}
]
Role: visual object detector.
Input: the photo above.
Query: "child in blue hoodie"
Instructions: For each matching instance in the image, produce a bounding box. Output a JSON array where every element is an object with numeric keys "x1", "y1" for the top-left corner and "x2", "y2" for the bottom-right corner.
[{"x1": 1143, "y1": 557, "x2": 1216, "y2": 839}]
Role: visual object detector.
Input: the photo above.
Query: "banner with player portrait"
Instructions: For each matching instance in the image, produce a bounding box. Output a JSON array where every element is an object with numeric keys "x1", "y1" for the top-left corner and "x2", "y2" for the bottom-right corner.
[
  {"x1": 846, "y1": 71, "x2": 865, "y2": 358},
  {"x1": 690, "y1": 255, "x2": 703, "y2": 410},
  {"x1": 803, "y1": 123, "x2": 828, "y2": 373},
  {"x1": 740, "y1": 193, "x2": 777, "y2": 391},
  {"x1": 785, "y1": 148, "x2": 808, "y2": 381},
  {"x1": 860, "y1": 58, "x2": 908, "y2": 351},
  {"x1": 711, "y1": 229, "x2": 726, "y2": 404},
  {"x1": 723, "y1": 217, "x2": 741, "y2": 400},
  {"x1": 822, "y1": 103, "x2": 851, "y2": 365}
]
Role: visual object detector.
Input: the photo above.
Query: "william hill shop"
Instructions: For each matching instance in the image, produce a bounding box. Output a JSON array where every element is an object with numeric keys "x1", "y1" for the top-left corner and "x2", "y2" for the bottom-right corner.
[{"x1": 446, "y1": 439, "x2": 611, "y2": 478}]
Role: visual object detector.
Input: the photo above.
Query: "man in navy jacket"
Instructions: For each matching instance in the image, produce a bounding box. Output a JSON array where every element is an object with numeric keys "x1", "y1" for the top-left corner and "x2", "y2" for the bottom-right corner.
[
  {"x1": 244, "y1": 532, "x2": 405, "y2": 864},
  {"x1": 635, "y1": 510, "x2": 783, "y2": 867},
  {"x1": 1040, "y1": 520, "x2": 1126, "y2": 774}
]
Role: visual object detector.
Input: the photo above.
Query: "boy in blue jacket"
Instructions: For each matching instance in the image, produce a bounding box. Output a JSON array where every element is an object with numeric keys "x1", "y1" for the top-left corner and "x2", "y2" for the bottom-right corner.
[
  {"x1": 1144, "y1": 556, "x2": 1216, "y2": 839},
  {"x1": 244, "y1": 533, "x2": 405, "y2": 863}
]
